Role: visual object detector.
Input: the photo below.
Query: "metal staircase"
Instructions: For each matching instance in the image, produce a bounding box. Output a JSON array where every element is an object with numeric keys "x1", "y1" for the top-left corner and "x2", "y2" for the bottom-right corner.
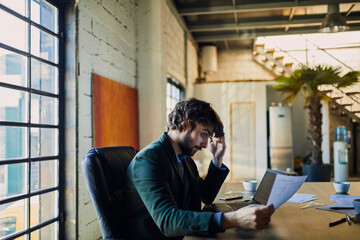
[{"x1": 252, "y1": 41, "x2": 360, "y2": 123}]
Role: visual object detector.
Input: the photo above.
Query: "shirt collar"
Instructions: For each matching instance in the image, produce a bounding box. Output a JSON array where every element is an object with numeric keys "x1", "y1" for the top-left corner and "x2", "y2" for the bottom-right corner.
[{"x1": 176, "y1": 154, "x2": 187, "y2": 163}]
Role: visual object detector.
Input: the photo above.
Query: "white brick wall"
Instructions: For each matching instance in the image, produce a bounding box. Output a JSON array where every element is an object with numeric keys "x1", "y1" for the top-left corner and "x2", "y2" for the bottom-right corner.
[
  {"x1": 186, "y1": 38, "x2": 198, "y2": 97},
  {"x1": 204, "y1": 49, "x2": 274, "y2": 81},
  {"x1": 76, "y1": 0, "x2": 137, "y2": 239},
  {"x1": 164, "y1": 4, "x2": 185, "y2": 86}
]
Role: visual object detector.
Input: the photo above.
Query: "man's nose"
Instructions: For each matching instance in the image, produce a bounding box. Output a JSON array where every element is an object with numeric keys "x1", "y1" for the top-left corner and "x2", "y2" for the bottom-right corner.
[{"x1": 201, "y1": 139, "x2": 208, "y2": 148}]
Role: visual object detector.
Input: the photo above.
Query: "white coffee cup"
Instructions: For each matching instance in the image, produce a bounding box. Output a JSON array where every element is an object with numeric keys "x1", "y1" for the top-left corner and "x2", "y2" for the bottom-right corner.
[
  {"x1": 243, "y1": 180, "x2": 258, "y2": 192},
  {"x1": 333, "y1": 182, "x2": 350, "y2": 193}
]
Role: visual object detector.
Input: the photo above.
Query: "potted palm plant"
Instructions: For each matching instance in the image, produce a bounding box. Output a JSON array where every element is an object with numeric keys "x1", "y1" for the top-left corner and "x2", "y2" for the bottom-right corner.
[{"x1": 273, "y1": 64, "x2": 359, "y2": 181}]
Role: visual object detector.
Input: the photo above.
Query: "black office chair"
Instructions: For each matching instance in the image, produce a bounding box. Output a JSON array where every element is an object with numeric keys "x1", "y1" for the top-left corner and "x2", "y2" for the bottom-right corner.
[{"x1": 82, "y1": 146, "x2": 137, "y2": 240}]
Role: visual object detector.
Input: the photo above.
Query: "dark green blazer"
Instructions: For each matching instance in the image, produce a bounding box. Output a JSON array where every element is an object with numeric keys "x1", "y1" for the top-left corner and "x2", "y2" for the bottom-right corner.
[{"x1": 125, "y1": 133, "x2": 229, "y2": 240}]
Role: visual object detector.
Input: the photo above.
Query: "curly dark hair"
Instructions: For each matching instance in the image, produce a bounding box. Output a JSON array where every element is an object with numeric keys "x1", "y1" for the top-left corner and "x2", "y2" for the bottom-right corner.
[{"x1": 166, "y1": 98, "x2": 224, "y2": 137}]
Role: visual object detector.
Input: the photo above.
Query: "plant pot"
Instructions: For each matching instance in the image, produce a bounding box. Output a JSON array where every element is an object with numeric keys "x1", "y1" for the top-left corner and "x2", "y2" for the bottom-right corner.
[{"x1": 302, "y1": 164, "x2": 331, "y2": 182}]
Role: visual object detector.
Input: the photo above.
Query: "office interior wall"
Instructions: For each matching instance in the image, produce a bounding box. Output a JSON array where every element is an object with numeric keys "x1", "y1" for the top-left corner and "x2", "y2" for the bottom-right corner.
[
  {"x1": 137, "y1": 0, "x2": 167, "y2": 148},
  {"x1": 76, "y1": 0, "x2": 137, "y2": 239},
  {"x1": 230, "y1": 102, "x2": 256, "y2": 180},
  {"x1": 203, "y1": 49, "x2": 274, "y2": 82},
  {"x1": 137, "y1": 0, "x2": 198, "y2": 148},
  {"x1": 186, "y1": 38, "x2": 198, "y2": 98},
  {"x1": 194, "y1": 82, "x2": 269, "y2": 181},
  {"x1": 193, "y1": 50, "x2": 272, "y2": 180},
  {"x1": 164, "y1": 4, "x2": 186, "y2": 86}
]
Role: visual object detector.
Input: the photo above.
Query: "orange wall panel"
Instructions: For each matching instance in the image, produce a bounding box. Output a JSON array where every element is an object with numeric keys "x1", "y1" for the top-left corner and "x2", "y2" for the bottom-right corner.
[{"x1": 92, "y1": 73, "x2": 139, "y2": 150}]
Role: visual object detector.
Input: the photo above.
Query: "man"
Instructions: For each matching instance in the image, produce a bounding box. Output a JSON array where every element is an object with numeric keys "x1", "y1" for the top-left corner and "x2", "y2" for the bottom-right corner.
[{"x1": 125, "y1": 98, "x2": 274, "y2": 239}]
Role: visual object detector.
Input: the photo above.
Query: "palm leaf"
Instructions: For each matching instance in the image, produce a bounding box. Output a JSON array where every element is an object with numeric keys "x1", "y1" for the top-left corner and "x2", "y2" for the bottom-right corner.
[{"x1": 272, "y1": 64, "x2": 359, "y2": 166}]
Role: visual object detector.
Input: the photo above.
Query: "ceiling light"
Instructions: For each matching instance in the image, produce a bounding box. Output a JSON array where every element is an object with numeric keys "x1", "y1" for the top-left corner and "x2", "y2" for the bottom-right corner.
[{"x1": 319, "y1": 3, "x2": 349, "y2": 33}]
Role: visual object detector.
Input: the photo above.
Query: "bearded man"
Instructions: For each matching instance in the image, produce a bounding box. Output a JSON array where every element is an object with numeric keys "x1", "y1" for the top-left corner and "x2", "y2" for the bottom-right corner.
[{"x1": 125, "y1": 98, "x2": 274, "y2": 240}]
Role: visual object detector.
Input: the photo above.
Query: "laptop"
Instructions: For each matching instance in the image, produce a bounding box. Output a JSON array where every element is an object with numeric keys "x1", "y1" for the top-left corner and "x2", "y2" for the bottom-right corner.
[{"x1": 210, "y1": 169, "x2": 290, "y2": 213}]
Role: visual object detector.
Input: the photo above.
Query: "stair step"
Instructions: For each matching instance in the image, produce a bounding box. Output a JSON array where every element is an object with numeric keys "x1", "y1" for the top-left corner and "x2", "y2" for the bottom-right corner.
[
  {"x1": 285, "y1": 63, "x2": 293, "y2": 69},
  {"x1": 340, "y1": 103, "x2": 353, "y2": 107},
  {"x1": 266, "y1": 48, "x2": 275, "y2": 56},
  {"x1": 255, "y1": 43, "x2": 265, "y2": 50},
  {"x1": 344, "y1": 91, "x2": 360, "y2": 95},
  {"x1": 321, "y1": 90, "x2": 333, "y2": 93},
  {"x1": 275, "y1": 56, "x2": 284, "y2": 63},
  {"x1": 332, "y1": 96, "x2": 343, "y2": 100}
]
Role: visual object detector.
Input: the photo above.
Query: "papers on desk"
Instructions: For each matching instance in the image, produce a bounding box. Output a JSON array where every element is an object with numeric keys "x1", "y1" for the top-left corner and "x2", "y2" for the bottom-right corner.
[
  {"x1": 317, "y1": 195, "x2": 360, "y2": 215},
  {"x1": 287, "y1": 193, "x2": 318, "y2": 203},
  {"x1": 329, "y1": 194, "x2": 360, "y2": 204},
  {"x1": 258, "y1": 170, "x2": 307, "y2": 209}
]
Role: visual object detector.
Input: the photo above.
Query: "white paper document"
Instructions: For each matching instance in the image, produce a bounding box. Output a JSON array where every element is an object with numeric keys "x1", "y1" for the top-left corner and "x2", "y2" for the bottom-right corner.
[
  {"x1": 287, "y1": 193, "x2": 317, "y2": 204},
  {"x1": 316, "y1": 195, "x2": 360, "y2": 215},
  {"x1": 329, "y1": 194, "x2": 360, "y2": 205},
  {"x1": 266, "y1": 173, "x2": 307, "y2": 209}
]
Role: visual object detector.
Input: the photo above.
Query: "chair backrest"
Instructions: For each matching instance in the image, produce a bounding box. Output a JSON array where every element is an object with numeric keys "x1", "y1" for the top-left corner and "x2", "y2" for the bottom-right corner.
[{"x1": 82, "y1": 146, "x2": 137, "y2": 239}]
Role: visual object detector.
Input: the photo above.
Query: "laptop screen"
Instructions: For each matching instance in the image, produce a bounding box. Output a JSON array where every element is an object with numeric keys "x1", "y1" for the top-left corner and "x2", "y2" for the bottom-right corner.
[{"x1": 252, "y1": 169, "x2": 277, "y2": 205}]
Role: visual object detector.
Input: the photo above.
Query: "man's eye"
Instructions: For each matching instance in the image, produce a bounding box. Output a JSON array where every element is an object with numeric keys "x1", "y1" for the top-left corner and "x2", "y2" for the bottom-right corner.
[{"x1": 201, "y1": 133, "x2": 207, "y2": 138}]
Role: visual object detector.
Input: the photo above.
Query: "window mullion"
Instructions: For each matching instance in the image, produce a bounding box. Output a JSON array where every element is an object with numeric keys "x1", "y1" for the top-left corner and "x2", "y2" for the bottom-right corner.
[{"x1": 27, "y1": 0, "x2": 32, "y2": 239}]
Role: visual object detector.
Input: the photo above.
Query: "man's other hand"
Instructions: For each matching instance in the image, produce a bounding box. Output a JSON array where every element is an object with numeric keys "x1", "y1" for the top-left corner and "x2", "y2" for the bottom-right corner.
[{"x1": 209, "y1": 136, "x2": 226, "y2": 167}]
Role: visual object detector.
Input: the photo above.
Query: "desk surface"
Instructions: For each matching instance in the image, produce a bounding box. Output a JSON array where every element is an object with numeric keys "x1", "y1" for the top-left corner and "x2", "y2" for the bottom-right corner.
[{"x1": 185, "y1": 182, "x2": 360, "y2": 240}]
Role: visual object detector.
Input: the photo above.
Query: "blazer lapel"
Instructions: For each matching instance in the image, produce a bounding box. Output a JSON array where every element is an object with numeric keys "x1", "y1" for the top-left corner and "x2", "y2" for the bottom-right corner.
[{"x1": 159, "y1": 132, "x2": 185, "y2": 184}]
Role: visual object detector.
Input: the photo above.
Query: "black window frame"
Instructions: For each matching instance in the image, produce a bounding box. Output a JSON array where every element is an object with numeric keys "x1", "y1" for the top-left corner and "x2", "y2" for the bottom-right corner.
[
  {"x1": 166, "y1": 76, "x2": 185, "y2": 119},
  {"x1": 0, "y1": 0, "x2": 65, "y2": 239}
]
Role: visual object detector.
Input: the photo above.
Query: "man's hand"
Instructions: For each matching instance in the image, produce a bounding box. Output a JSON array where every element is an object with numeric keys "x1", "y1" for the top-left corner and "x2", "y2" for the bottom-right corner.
[
  {"x1": 223, "y1": 204, "x2": 275, "y2": 230},
  {"x1": 209, "y1": 136, "x2": 226, "y2": 167}
]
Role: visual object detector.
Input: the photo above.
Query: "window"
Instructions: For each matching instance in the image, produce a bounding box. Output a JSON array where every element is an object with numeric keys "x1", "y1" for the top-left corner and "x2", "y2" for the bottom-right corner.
[
  {"x1": 166, "y1": 77, "x2": 185, "y2": 119},
  {"x1": 0, "y1": 1, "x2": 64, "y2": 239}
]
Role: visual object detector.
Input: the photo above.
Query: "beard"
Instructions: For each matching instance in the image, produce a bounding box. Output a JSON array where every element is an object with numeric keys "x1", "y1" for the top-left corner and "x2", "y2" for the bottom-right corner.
[{"x1": 178, "y1": 130, "x2": 202, "y2": 156}]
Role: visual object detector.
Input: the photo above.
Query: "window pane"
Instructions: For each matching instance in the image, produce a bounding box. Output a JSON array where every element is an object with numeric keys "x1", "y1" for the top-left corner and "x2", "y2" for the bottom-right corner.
[
  {"x1": 166, "y1": 83, "x2": 170, "y2": 95},
  {"x1": 30, "y1": 191, "x2": 58, "y2": 226},
  {"x1": 31, "y1": 59, "x2": 58, "y2": 94},
  {"x1": 0, "y1": 126, "x2": 28, "y2": 160},
  {"x1": 31, "y1": 160, "x2": 58, "y2": 192},
  {"x1": 30, "y1": 222, "x2": 58, "y2": 240},
  {"x1": 0, "y1": 48, "x2": 28, "y2": 87},
  {"x1": 166, "y1": 96, "x2": 171, "y2": 110},
  {"x1": 0, "y1": 199, "x2": 28, "y2": 238},
  {"x1": 14, "y1": 236, "x2": 26, "y2": 240},
  {"x1": 31, "y1": 26, "x2": 58, "y2": 63},
  {"x1": 0, "y1": 0, "x2": 27, "y2": 16},
  {"x1": 31, "y1": 0, "x2": 58, "y2": 33},
  {"x1": 0, "y1": 88, "x2": 28, "y2": 123},
  {"x1": 171, "y1": 98, "x2": 176, "y2": 109},
  {"x1": 31, "y1": 94, "x2": 58, "y2": 125},
  {"x1": 31, "y1": 128, "x2": 58, "y2": 157},
  {"x1": 0, "y1": 9, "x2": 27, "y2": 51},
  {"x1": 0, "y1": 163, "x2": 27, "y2": 200}
]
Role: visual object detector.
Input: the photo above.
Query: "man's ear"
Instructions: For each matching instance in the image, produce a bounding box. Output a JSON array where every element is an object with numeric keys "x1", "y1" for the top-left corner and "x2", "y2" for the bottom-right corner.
[{"x1": 180, "y1": 120, "x2": 191, "y2": 132}]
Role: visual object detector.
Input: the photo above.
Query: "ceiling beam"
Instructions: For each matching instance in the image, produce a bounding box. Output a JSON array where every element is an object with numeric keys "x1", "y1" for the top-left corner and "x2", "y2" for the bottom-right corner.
[
  {"x1": 188, "y1": 15, "x2": 360, "y2": 32},
  {"x1": 193, "y1": 25, "x2": 360, "y2": 42},
  {"x1": 178, "y1": 0, "x2": 360, "y2": 16}
]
